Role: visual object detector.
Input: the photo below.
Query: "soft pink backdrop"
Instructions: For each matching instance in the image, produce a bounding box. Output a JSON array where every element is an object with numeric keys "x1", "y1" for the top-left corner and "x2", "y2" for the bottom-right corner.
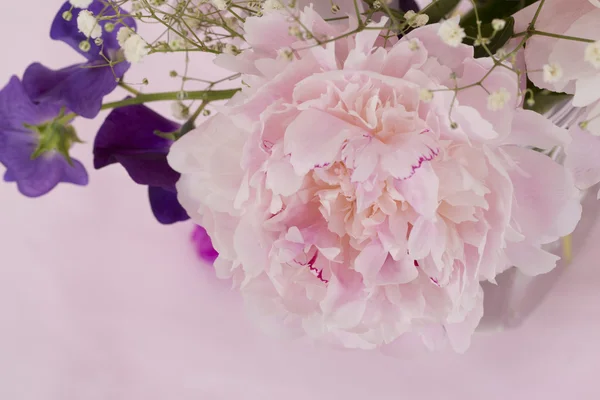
[{"x1": 1, "y1": 1, "x2": 599, "y2": 399}]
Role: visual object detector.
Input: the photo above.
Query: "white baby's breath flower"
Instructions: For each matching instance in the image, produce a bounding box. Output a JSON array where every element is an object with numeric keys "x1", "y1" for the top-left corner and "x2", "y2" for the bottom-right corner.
[
  {"x1": 262, "y1": 0, "x2": 283, "y2": 11},
  {"x1": 77, "y1": 10, "x2": 102, "y2": 39},
  {"x1": 405, "y1": 11, "x2": 429, "y2": 28},
  {"x1": 584, "y1": 41, "x2": 600, "y2": 69},
  {"x1": 122, "y1": 34, "x2": 149, "y2": 63},
  {"x1": 277, "y1": 47, "x2": 294, "y2": 61},
  {"x1": 543, "y1": 62, "x2": 563, "y2": 83},
  {"x1": 408, "y1": 39, "x2": 420, "y2": 51},
  {"x1": 487, "y1": 88, "x2": 511, "y2": 111},
  {"x1": 495, "y1": 48, "x2": 508, "y2": 60},
  {"x1": 171, "y1": 101, "x2": 190, "y2": 120},
  {"x1": 169, "y1": 37, "x2": 187, "y2": 51},
  {"x1": 419, "y1": 88, "x2": 433, "y2": 102},
  {"x1": 69, "y1": 0, "x2": 93, "y2": 8},
  {"x1": 438, "y1": 18, "x2": 465, "y2": 47},
  {"x1": 223, "y1": 43, "x2": 239, "y2": 55},
  {"x1": 414, "y1": 14, "x2": 429, "y2": 27},
  {"x1": 211, "y1": 0, "x2": 229, "y2": 10},
  {"x1": 404, "y1": 10, "x2": 417, "y2": 20},
  {"x1": 117, "y1": 27, "x2": 134, "y2": 47},
  {"x1": 492, "y1": 19, "x2": 506, "y2": 31}
]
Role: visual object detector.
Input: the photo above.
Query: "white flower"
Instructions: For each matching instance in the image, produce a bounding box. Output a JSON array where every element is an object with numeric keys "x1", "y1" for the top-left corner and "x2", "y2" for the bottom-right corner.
[
  {"x1": 277, "y1": 48, "x2": 294, "y2": 61},
  {"x1": 414, "y1": 14, "x2": 429, "y2": 27},
  {"x1": 171, "y1": 101, "x2": 190, "y2": 120},
  {"x1": 543, "y1": 62, "x2": 563, "y2": 83},
  {"x1": 117, "y1": 27, "x2": 134, "y2": 47},
  {"x1": 77, "y1": 10, "x2": 102, "y2": 39},
  {"x1": 404, "y1": 10, "x2": 417, "y2": 20},
  {"x1": 122, "y1": 34, "x2": 149, "y2": 63},
  {"x1": 404, "y1": 11, "x2": 429, "y2": 28},
  {"x1": 211, "y1": 0, "x2": 229, "y2": 10},
  {"x1": 589, "y1": 0, "x2": 600, "y2": 8},
  {"x1": 492, "y1": 19, "x2": 506, "y2": 31},
  {"x1": 262, "y1": 0, "x2": 283, "y2": 11},
  {"x1": 69, "y1": 0, "x2": 93, "y2": 8},
  {"x1": 169, "y1": 37, "x2": 187, "y2": 51},
  {"x1": 584, "y1": 41, "x2": 600, "y2": 69},
  {"x1": 223, "y1": 43, "x2": 239, "y2": 55},
  {"x1": 438, "y1": 18, "x2": 465, "y2": 47},
  {"x1": 419, "y1": 88, "x2": 433, "y2": 102},
  {"x1": 408, "y1": 39, "x2": 420, "y2": 51},
  {"x1": 487, "y1": 87, "x2": 511, "y2": 111}
]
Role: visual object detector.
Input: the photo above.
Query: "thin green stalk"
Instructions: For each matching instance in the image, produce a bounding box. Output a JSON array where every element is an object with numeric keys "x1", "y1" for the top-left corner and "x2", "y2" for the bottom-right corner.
[{"x1": 100, "y1": 88, "x2": 240, "y2": 110}]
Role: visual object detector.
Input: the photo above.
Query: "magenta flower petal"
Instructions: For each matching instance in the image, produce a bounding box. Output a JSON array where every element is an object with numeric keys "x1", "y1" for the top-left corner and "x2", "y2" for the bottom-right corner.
[{"x1": 191, "y1": 225, "x2": 218, "y2": 263}]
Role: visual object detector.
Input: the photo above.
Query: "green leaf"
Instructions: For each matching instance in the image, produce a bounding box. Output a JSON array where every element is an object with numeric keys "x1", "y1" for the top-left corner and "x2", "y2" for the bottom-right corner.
[
  {"x1": 421, "y1": 0, "x2": 462, "y2": 23},
  {"x1": 464, "y1": 16, "x2": 515, "y2": 58},
  {"x1": 461, "y1": 0, "x2": 538, "y2": 28}
]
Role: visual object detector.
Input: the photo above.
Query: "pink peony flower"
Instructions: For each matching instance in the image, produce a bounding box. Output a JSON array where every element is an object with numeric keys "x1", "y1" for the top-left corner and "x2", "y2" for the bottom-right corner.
[
  {"x1": 512, "y1": 0, "x2": 600, "y2": 108},
  {"x1": 168, "y1": 6, "x2": 581, "y2": 351},
  {"x1": 565, "y1": 101, "x2": 600, "y2": 194}
]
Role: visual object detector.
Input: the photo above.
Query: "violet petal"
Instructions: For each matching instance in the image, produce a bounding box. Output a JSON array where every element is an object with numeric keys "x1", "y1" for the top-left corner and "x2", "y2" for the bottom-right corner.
[
  {"x1": 0, "y1": 76, "x2": 60, "y2": 131},
  {"x1": 51, "y1": 0, "x2": 136, "y2": 60},
  {"x1": 93, "y1": 103, "x2": 181, "y2": 188},
  {"x1": 23, "y1": 62, "x2": 125, "y2": 119},
  {"x1": 0, "y1": 76, "x2": 88, "y2": 197},
  {"x1": 148, "y1": 186, "x2": 190, "y2": 224}
]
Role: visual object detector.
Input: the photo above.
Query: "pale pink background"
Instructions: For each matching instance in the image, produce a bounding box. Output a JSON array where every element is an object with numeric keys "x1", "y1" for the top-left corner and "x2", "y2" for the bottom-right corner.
[{"x1": 1, "y1": 1, "x2": 600, "y2": 399}]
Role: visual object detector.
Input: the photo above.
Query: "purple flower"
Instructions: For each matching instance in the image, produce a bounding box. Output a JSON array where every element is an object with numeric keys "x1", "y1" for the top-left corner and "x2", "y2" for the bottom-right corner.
[
  {"x1": 93, "y1": 102, "x2": 189, "y2": 224},
  {"x1": 23, "y1": 1, "x2": 136, "y2": 118},
  {"x1": 0, "y1": 76, "x2": 88, "y2": 197},
  {"x1": 191, "y1": 225, "x2": 218, "y2": 264},
  {"x1": 397, "y1": 0, "x2": 419, "y2": 12}
]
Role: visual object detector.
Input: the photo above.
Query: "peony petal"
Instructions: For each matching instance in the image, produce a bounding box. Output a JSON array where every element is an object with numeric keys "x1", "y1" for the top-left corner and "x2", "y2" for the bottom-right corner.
[
  {"x1": 503, "y1": 108, "x2": 570, "y2": 149},
  {"x1": 505, "y1": 241, "x2": 560, "y2": 276},
  {"x1": 505, "y1": 146, "x2": 581, "y2": 243},
  {"x1": 284, "y1": 108, "x2": 365, "y2": 175}
]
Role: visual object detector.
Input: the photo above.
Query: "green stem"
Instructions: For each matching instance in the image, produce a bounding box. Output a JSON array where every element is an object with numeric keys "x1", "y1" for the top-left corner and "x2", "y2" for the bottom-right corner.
[
  {"x1": 528, "y1": 30, "x2": 596, "y2": 43},
  {"x1": 100, "y1": 88, "x2": 240, "y2": 111}
]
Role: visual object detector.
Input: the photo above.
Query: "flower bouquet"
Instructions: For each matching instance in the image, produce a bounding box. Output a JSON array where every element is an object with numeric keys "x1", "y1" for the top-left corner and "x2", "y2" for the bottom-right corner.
[{"x1": 2, "y1": 0, "x2": 600, "y2": 352}]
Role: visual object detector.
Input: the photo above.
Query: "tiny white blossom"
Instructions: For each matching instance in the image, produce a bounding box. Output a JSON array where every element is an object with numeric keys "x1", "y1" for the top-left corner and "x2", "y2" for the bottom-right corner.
[
  {"x1": 211, "y1": 0, "x2": 229, "y2": 10},
  {"x1": 438, "y1": 18, "x2": 465, "y2": 47},
  {"x1": 408, "y1": 39, "x2": 420, "y2": 51},
  {"x1": 69, "y1": 0, "x2": 93, "y2": 8},
  {"x1": 492, "y1": 19, "x2": 506, "y2": 31},
  {"x1": 117, "y1": 27, "x2": 134, "y2": 47},
  {"x1": 77, "y1": 10, "x2": 102, "y2": 39},
  {"x1": 223, "y1": 43, "x2": 239, "y2": 55},
  {"x1": 419, "y1": 88, "x2": 433, "y2": 102},
  {"x1": 404, "y1": 10, "x2": 417, "y2": 20},
  {"x1": 171, "y1": 101, "x2": 190, "y2": 120},
  {"x1": 262, "y1": 0, "x2": 283, "y2": 11},
  {"x1": 122, "y1": 34, "x2": 149, "y2": 63},
  {"x1": 487, "y1": 88, "x2": 511, "y2": 111},
  {"x1": 414, "y1": 14, "x2": 429, "y2": 27},
  {"x1": 277, "y1": 48, "x2": 294, "y2": 61},
  {"x1": 169, "y1": 37, "x2": 187, "y2": 51},
  {"x1": 543, "y1": 62, "x2": 563, "y2": 83},
  {"x1": 495, "y1": 48, "x2": 508, "y2": 60},
  {"x1": 405, "y1": 11, "x2": 429, "y2": 28},
  {"x1": 584, "y1": 41, "x2": 600, "y2": 69}
]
